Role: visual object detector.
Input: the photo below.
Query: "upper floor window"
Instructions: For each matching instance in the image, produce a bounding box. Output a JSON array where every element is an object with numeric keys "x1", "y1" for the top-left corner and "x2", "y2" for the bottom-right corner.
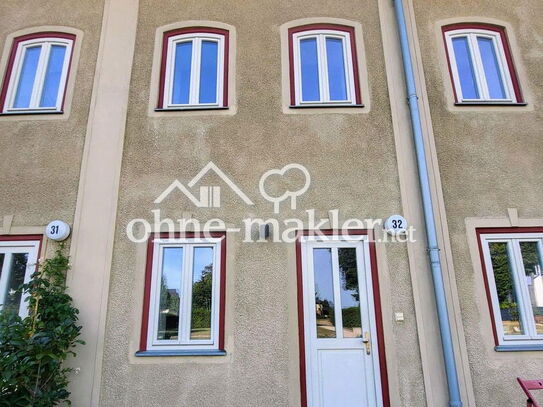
[
  {"x1": 443, "y1": 24, "x2": 523, "y2": 104},
  {"x1": 289, "y1": 24, "x2": 362, "y2": 107},
  {"x1": 479, "y1": 229, "x2": 543, "y2": 346},
  {"x1": 157, "y1": 28, "x2": 228, "y2": 110},
  {"x1": 0, "y1": 33, "x2": 75, "y2": 113},
  {"x1": 0, "y1": 237, "x2": 40, "y2": 318}
]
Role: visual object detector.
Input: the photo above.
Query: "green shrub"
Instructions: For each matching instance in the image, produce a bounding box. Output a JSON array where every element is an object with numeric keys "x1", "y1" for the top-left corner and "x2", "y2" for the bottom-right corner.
[{"x1": 0, "y1": 245, "x2": 83, "y2": 406}]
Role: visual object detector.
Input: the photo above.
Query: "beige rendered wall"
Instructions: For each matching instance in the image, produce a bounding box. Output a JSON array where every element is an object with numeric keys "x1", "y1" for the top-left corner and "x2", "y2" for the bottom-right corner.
[
  {"x1": 99, "y1": 0, "x2": 429, "y2": 406},
  {"x1": 412, "y1": 0, "x2": 543, "y2": 406}
]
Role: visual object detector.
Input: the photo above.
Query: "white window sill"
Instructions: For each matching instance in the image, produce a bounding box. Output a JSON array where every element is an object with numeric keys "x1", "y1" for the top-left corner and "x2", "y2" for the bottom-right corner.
[
  {"x1": 155, "y1": 106, "x2": 228, "y2": 112},
  {"x1": 0, "y1": 110, "x2": 63, "y2": 116},
  {"x1": 135, "y1": 349, "x2": 226, "y2": 357},
  {"x1": 454, "y1": 102, "x2": 527, "y2": 106},
  {"x1": 495, "y1": 344, "x2": 543, "y2": 352},
  {"x1": 290, "y1": 103, "x2": 364, "y2": 109}
]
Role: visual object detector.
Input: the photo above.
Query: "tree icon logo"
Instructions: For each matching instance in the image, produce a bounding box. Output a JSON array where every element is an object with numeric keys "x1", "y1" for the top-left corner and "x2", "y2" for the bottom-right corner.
[{"x1": 259, "y1": 163, "x2": 311, "y2": 213}]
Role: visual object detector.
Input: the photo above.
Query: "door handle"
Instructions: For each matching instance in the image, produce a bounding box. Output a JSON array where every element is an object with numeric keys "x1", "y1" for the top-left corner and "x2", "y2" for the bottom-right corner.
[{"x1": 362, "y1": 331, "x2": 371, "y2": 355}]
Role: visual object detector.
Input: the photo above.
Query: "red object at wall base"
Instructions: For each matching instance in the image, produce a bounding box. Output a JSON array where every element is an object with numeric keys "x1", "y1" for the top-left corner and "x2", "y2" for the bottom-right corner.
[{"x1": 517, "y1": 377, "x2": 543, "y2": 407}]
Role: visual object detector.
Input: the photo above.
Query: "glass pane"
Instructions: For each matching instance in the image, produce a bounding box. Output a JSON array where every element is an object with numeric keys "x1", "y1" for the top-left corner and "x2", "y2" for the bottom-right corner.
[
  {"x1": 338, "y1": 248, "x2": 362, "y2": 338},
  {"x1": 157, "y1": 247, "x2": 182, "y2": 340},
  {"x1": 477, "y1": 37, "x2": 506, "y2": 99},
  {"x1": 325, "y1": 38, "x2": 348, "y2": 101},
  {"x1": 13, "y1": 46, "x2": 42, "y2": 108},
  {"x1": 172, "y1": 41, "x2": 192, "y2": 104},
  {"x1": 520, "y1": 242, "x2": 543, "y2": 335},
  {"x1": 300, "y1": 38, "x2": 320, "y2": 102},
  {"x1": 0, "y1": 253, "x2": 4, "y2": 280},
  {"x1": 39, "y1": 45, "x2": 67, "y2": 107},
  {"x1": 190, "y1": 247, "x2": 214, "y2": 340},
  {"x1": 198, "y1": 41, "x2": 218, "y2": 104},
  {"x1": 452, "y1": 37, "x2": 479, "y2": 99},
  {"x1": 2, "y1": 253, "x2": 28, "y2": 313},
  {"x1": 313, "y1": 248, "x2": 336, "y2": 338},
  {"x1": 489, "y1": 242, "x2": 524, "y2": 335}
]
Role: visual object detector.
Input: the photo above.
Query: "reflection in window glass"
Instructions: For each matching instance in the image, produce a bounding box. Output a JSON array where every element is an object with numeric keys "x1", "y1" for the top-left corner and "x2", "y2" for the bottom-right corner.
[
  {"x1": 338, "y1": 248, "x2": 361, "y2": 338},
  {"x1": 452, "y1": 37, "x2": 479, "y2": 99},
  {"x1": 520, "y1": 242, "x2": 543, "y2": 335},
  {"x1": 477, "y1": 37, "x2": 506, "y2": 99},
  {"x1": 326, "y1": 38, "x2": 347, "y2": 101},
  {"x1": 0, "y1": 253, "x2": 4, "y2": 280},
  {"x1": 190, "y1": 247, "x2": 214, "y2": 340},
  {"x1": 313, "y1": 248, "x2": 336, "y2": 338},
  {"x1": 172, "y1": 41, "x2": 193, "y2": 104},
  {"x1": 14, "y1": 46, "x2": 41, "y2": 108},
  {"x1": 199, "y1": 41, "x2": 218, "y2": 104},
  {"x1": 3, "y1": 253, "x2": 29, "y2": 313},
  {"x1": 300, "y1": 38, "x2": 320, "y2": 102},
  {"x1": 489, "y1": 242, "x2": 524, "y2": 335},
  {"x1": 40, "y1": 45, "x2": 67, "y2": 107},
  {"x1": 157, "y1": 247, "x2": 183, "y2": 340}
]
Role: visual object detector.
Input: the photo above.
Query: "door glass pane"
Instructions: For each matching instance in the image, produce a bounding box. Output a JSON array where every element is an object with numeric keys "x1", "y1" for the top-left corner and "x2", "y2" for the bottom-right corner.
[
  {"x1": 452, "y1": 37, "x2": 479, "y2": 99},
  {"x1": 39, "y1": 44, "x2": 67, "y2": 107},
  {"x1": 477, "y1": 37, "x2": 506, "y2": 99},
  {"x1": 2, "y1": 253, "x2": 29, "y2": 313},
  {"x1": 519, "y1": 242, "x2": 543, "y2": 335},
  {"x1": 300, "y1": 38, "x2": 320, "y2": 102},
  {"x1": 489, "y1": 242, "x2": 524, "y2": 335},
  {"x1": 325, "y1": 38, "x2": 347, "y2": 101},
  {"x1": 198, "y1": 40, "x2": 218, "y2": 104},
  {"x1": 14, "y1": 46, "x2": 42, "y2": 108},
  {"x1": 157, "y1": 247, "x2": 183, "y2": 340},
  {"x1": 172, "y1": 41, "x2": 192, "y2": 104},
  {"x1": 313, "y1": 248, "x2": 336, "y2": 338},
  {"x1": 338, "y1": 248, "x2": 362, "y2": 338},
  {"x1": 190, "y1": 247, "x2": 214, "y2": 340}
]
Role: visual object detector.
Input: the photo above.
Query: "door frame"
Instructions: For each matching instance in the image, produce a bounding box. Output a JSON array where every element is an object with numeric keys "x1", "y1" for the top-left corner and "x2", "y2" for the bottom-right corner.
[{"x1": 295, "y1": 229, "x2": 390, "y2": 407}]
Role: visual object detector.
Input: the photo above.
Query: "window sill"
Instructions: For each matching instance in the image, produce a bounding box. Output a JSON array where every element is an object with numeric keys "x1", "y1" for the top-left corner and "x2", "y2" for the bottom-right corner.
[
  {"x1": 454, "y1": 102, "x2": 527, "y2": 106},
  {"x1": 154, "y1": 107, "x2": 229, "y2": 112},
  {"x1": 289, "y1": 104, "x2": 364, "y2": 109},
  {"x1": 0, "y1": 110, "x2": 64, "y2": 116},
  {"x1": 135, "y1": 349, "x2": 227, "y2": 357},
  {"x1": 495, "y1": 344, "x2": 543, "y2": 352}
]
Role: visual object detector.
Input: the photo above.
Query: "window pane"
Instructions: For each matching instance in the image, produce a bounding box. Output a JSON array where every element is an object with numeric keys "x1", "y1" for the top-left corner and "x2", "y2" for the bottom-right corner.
[
  {"x1": 489, "y1": 242, "x2": 524, "y2": 335},
  {"x1": 477, "y1": 37, "x2": 506, "y2": 99},
  {"x1": 172, "y1": 41, "x2": 192, "y2": 104},
  {"x1": 338, "y1": 248, "x2": 362, "y2": 338},
  {"x1": 157, "y1": 247, "x2": 182, "y2": 340},
  {"x1": 520, "y1": 242, "x2": 543, "y2": 335},
  {"x1": 452, "y1": 37, "x2": 479, "y2": 99},
  {"x1": 40, "y1": 45, "x2": 67, "y2": 107},
  {"x1": 198, "y1": 40, "x2": 218, "y2": 104},
  {"x1": 0, "y1": 253, "x2": 4, "y2": 280},
  {"x1": 2, "y1": 253, "x2": 28, "y2": 313},
  {"x1": 313, "y1": 248, "x2": 336, "y2": 338},
  {"x1": 325, "y1": 38, "x2": 348, "y2": 101},
  {"x1": 13, "y1": 46, "x2": 42, "y2": 108},
  {"x1": 190, "y1": 247, "x2": 214, "y2": 340},
  {"x1": 300, "y1": 38, "x2": 320, "y2": 102}
]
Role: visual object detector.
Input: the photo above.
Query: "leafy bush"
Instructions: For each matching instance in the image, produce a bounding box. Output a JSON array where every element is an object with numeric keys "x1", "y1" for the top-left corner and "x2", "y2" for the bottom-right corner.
[{"x1": 0, "y1": 245, "x2": 83, "y2": 406}]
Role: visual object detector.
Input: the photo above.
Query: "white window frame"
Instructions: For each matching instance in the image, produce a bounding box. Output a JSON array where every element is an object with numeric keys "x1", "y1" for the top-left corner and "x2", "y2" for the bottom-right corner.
[
  {"x1": 480, "y1": 233, "x2": 543, "y2": 345},
  {"x1": 3, "y1": 37, "x2": 73, "y2": 113},
  {"x1": 445, "y1": 28, "x2": 516, "y2": 103},
  {"x1": 0, "y1": 240, "x2": 40, "y2": 318},
  {"x1": 146, "y1": 237, "x2": 222, "y2": 351},
  {"x1": 292, "y1": 29, "x2": 357, "y2": 106},
  {"x1": 163, "y1": 33, "x2": 225, "y2": 109}
]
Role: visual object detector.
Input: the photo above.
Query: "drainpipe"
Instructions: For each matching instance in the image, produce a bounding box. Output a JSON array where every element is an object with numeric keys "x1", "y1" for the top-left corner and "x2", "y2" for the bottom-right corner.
[{"x1": 392, "y1": 1, "x2": 462, "y2": 406}]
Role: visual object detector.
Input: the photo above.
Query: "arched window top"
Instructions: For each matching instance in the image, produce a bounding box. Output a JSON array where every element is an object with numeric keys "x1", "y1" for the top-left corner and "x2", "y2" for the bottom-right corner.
[
  {"x1": 0, "y1": 32, "x2": 75, "y2": 114},
  {"x1": 442, "y1": 23, "x2": 523, "y2": 104}
]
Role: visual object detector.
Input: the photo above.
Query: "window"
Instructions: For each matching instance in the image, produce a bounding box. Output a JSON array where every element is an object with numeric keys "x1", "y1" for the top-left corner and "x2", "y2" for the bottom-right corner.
[
  {"x1": 139, "y1": 233, "x2": 226, "y2": 354},
  {"x1": 289, "y1": 24, "x2": 362, "y2": 107},
  {"x1": 157, "y1": 28, "x2": 228, "y2": 110},
  {"x1": 443, "y1": 24, "x2": 523, "y2": 104},
  {"x1": 0, "y1": 33, "x2": 75, "y2": 113},
  {"x1": 479, "y1": 230, "x2": 543, "y2": 346},
  {"x1": 0, "y1": 237, "x2": 41, "y2": 318}
]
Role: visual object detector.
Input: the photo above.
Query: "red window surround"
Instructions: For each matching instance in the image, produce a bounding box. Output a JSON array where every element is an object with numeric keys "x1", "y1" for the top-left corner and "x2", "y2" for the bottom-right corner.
[
  {"x1": 157, "y1": 27, "x2": 229, "y2": 109},
  {"x1": 442, "y1": 23, "x2": 523, "y2": 104},
  {"x1": 476, "y1": 227, "x2": 543, "y2": 346},
  {"x1": 139, "y1": 231, "x2": 227, "y2": 352},
  {"x1": 0, "y1": 32, "x2": 76, "y2": 113},
  {"x1": 288, "y1": 24, "x2": 363, "y2": 106},
  {"x1": 295, "y1": 229, "x2": 390, "y2": 407}
]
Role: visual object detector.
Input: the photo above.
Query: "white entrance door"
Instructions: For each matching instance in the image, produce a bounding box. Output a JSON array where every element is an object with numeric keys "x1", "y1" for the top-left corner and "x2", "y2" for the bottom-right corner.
[{"x1": 300, "y1": 235, "x2": 382, "y2": 407}]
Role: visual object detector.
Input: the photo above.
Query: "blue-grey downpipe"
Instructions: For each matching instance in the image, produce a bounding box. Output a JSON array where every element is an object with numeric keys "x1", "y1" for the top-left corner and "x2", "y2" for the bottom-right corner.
[{"x1": 392, "y1": 1, "x2": 463, "y2": 406}]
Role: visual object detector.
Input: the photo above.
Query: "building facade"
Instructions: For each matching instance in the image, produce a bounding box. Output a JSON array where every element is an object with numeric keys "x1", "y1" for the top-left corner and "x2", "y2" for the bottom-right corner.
[{"x1": 0, "y1": 0, "x2": 542, "y2": 406}]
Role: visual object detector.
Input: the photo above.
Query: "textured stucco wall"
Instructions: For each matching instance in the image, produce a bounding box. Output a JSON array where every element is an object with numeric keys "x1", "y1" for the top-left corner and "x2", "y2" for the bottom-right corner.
[
  {"x1": 413, "y1": 0, "x2": 543, "y2": 405},
  {"x1": 0, "y1": 0, "x2": 104, "y2": 227},
  {"x1": 100, "y1": 0, "x2": 427, "y2": 406}
]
